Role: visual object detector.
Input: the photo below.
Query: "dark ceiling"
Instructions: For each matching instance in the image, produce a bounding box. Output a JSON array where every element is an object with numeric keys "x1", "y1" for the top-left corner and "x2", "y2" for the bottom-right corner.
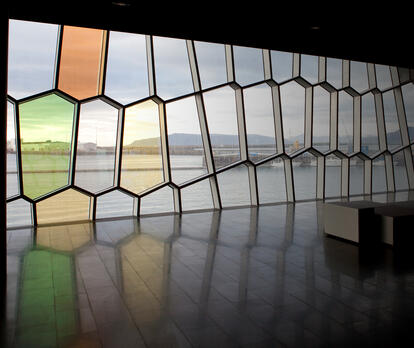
[{"x1": 6, "y1": 1, "x2": 413, "y2": 69}]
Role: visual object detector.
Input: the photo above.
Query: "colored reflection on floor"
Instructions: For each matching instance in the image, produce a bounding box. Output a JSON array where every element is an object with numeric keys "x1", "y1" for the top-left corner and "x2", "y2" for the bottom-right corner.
[{"x1": 3, "y1": 191, "x2": 414, "y2": 347}]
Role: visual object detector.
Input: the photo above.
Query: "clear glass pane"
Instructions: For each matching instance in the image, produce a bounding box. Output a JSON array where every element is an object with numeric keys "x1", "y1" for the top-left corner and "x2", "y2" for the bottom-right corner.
[
  {"x1": 140, "y1": 186, "x2": 174, "y2": 215},
  {"x1": 181, "y1": 179, "x2": 214, "y2": 211},
  {"x1": 372, "y1": 156, "x2": 386, "y2": 193},
  {"x1": 383, "y1": 90, "x2": 402, "y2": 151},
  {"x1": 257, "y1": 158, "x2": 286, "y2": 203},
  {"x1": 325, "y1": 155, "x2": 341, "y2": 197},
  {"x1": 401, "y1": 83, "x2": 414, "y2": 141},
  {"x1": 350, "y1": 61, "x2": 369, "y2": 93},
  {"x1": 233, "y1": 46, "x2": 264, "y2": 86},
  {"x1": 75, "y1": 99, "x2": 118, "y2": 193},
  {"x1": 217, "y1": 165, "x2": 250, "y2": 207},
  {"x1": 8, "y1": 20, "x2": 58, "y2": 99},
  {"x1": 19, "y1": 94, "x2": 75, "y2": 199},
  {"x1": 312, "y1": 86, "x2": 330, "y2": 153},
  {"x1": 280, "y1": 81, "x2": 305, "y2": 154},
  {"x1": 105, "y1": 31, "x2": 148, "y2": 104},
  {"x1": 338, "y1": 91, "x2": 354, "y2": 154},
  {"x1": 166, "y1": 96, "x2": 207, "y2": 185},
  {"x1": 194, "y1": 41, "x2": 227, "y2": 89},
  {"x1": 58, "y1": 26, "x2": 106, "y2": 100},
  {"x1": 361, "y1": 93, "x2": 379, "y2": 157},
  {"x1": 326, "y1": 58, "x2": 342, "y2": 89},
  {"x1": 121, "y1": 100, "x2": 163, "y2": 194},
  {"x1": 153, "y1": 36, "x2": 193, "y2": 100},
  {"x1": 7, "y1": 199, "x2": 32, "y2": 228},
  {"x1": 7, "y1": 101, "x2": 19, "y2": 198},
  {"x1": 375, "y1": 65, "x2": 392, "y2": 91},
  {"x1": 293, "y1": 153, "x2": 316, "y2": 200},
  {"x1": 300, "y1": 54, "x2": 318, "y2": 84},
  {"x1": 349, "y1": 157, "x2": 364, "y2": 195},
  {"x1": 243, "y1": 84, "x2": 276, "y2": 161},
  {"x1": 96, "y1": 190, "x2": 135, "y2": 219},
  {"x1": 36, "y1": 189, "x2": 91, "y2": 225},
  {"x1": 393, "y1": 151, "x2": 409, "y2": 190},
  {"x1": 271, "y1": 50, "x2": 292, "y2": 83},
  {"x1": 203, "y1": 86, "x2": 240, "y2": 168}
]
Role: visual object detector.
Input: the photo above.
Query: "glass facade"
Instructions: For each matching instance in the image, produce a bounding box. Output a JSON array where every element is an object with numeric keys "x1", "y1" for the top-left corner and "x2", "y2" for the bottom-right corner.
[{"x1": 6, "y1": 19, "x2": 414, "y2": 228}]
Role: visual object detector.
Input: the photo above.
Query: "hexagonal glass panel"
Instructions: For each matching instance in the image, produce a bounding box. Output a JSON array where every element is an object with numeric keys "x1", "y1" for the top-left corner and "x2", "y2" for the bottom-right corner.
[
  {"x1": 203, "y1": 86, "x2": 240, "y2": 169},
  {"x1": 312, "y1": 86, "x2": 330, "y2": 153},
  {"x1": 75, "y1": 99, "x2": 119, "y2": 193},
  {"x1": 153, "y1": 36, "x2": 193, "y2": 100},
  {"x1": 375, "y1": 64, "x2": 392, "y2": 91},
  {"x1": 292, "y1": 152, "x2": 316, "y2": 200},
  {"x1": 120, "y1": 100, "x2": 163, "y2": 194},
  {"x1": 105, "y1": 31, "x2": 149, "y2": 104},
  {"x1": 140, "y1": 186, "x2": 174, "y2": 215},
  {"x1": 166, "y1": 96, "x2": 207, "y2": 185},
  {"x1": 8, "y1": 20, "x2": 58, "y2": 99},
  {"x1": 280, "y1": 81, "x2": 305, "y2": 154},
  {"x1": 300, "y1": 54, "x2": 318, "y2": 85},
  {"x1": 233, "y1": 45, "x2": 264, "y2": 86},
  {"x1": 325, "y1": 154, "x2": 342, "y2": 197},
  {"x1": 383, "y1": 90, "x2": 402, "y2": 151},
  {"x1": 350, "y1": 61, "x2": 369, "y2": 93},
  {"x1": 349, "y1": 157, "x2": 364, "y2": 195},
  {"x1": 271, "y1": 50, "x2": 292, "y2": 83},
  {"x1": 326, "y1": 57, "x2": 342, "y2": 89},
  {"x1": 194, "y1": 41, "x2": 227, "y2": 89},
  {"x1": 96, "y1": 190, "x2": 135, "y2": 219},
  {"x1": 36, "y1": 223, "x2": 93, "y2": 251},
  {"x1": 361, "y1": 93, "x2": 379, "y2": 157},
  {"x1": 7, "y1": 199, "x2": 32, "y2": 229},
  {"x1": 338, "y1": 91, "x2": 354, "y2": 154},
  {"x1": 36, "y1": 189, "x2": 92, "y2": 225},
  {"x1": 393, "y1": 150, "x2": 409, "y2": 191},
  {"x1": 7, "y1": 101, "x2": 19, "y2": 198},
  {"x1": 372, "y1": 155, "x2": 387, "y2": 193},
  {"x1": 243, "y1": 84, "x2": 276, "y2": 162},
  {"x1": 19, "y1": 93, "x2": 75, "y2": 199},
  {"x1": 257, "y1": 158, "x2": 286, "y2": 203},
  {"x1": 181, "y1": 179, "x2": 214, "y2": 211},
  {"x1": 58, "y1": 26, "x2": 106, "y2": 100},
  {"x1": 401, "y1": 83, "x2": 414, "y2": 141},
  {"x1": 217, "y1": 165, "x2": 250, "y2": 207}
]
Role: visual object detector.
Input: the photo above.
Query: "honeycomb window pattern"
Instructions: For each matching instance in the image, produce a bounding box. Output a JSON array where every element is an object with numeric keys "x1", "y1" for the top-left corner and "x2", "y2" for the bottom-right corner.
[{"x1": 5, "y1": 19, "x2": 414, "y2": 228}]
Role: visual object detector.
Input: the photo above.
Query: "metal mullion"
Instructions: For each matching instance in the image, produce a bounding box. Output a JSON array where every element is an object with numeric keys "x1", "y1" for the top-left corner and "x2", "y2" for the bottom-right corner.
[
  {"x1": 14, "y1": 102, "x2": 24, "y2": 196},
  {"x1": 158, "y1": 102, "x2": 171, "y2": 183},
  {"x1": 304, "y1": 87, "x2": 313, "y2": 149},
  {"x1": 235, "y1": 87, "x2": 248, "y2": 161},
  {"x1": 133, "y1": 196, "x2": 139, "y2": 217},
  {"x1": 90, "y1": 195, "x2": 96, "y2": 221},
  {"x1": 318, "y1": 57, "x2": 326, "y2": 83},
  {"x1": 393, "y1": 86, "x2": 410, "y2": 147},
  {"x1": 403, "y1": 147, "x2": 414, "y2": 188},
  {"x1": 114, "y1": 108, "x2": 124, "y2": 188},
  {"x1": 69, "y1": 102, "x2": 80, "y2": 186},
  {"x1": 178, "y1": 172, "x2": 214, "y2": 189},
  {"x1": 32, "y1": 201, "x2": 37, "y2": 226},
  {"x1": 263, "y1": 49, "x2": 272, "y2": 80},
  {"x1": 53, "y1": 25, "x2": 64, "y2": 89},
  {"x1": 390, "y1": 66, "x2": 400, "y2": 87},
  {"x1": 316, "y1": 156, "x2": 325, "y2": 200},
  {"x1": 364, "y1": 159, "x2": 372, "y2": 195},
  {"x1": 215, "y1": 159, "x2": 247, "y2": 174},
  {"x1": 271, "y1": 85, "x2": 285, "y2": 154},
  {"x1": 284, "y1": 158, "x2": 295, "y2": 202},
  {"x1": 330, "y1": 90, "x2": 338, "y2": 151},
  {"x1": 384, "y1": 153, "x2": 395, "y2": 192},
  {"x1": 98, "y1": 30, "x2": 109, "y2": 96},
  {"x1": 374, "y1": 92, "x2": 387, "y2": 152},
  {"x1": 342, "y1": 60, "x2": 350, "y2": 89},
  {"x1": 186, "y1": 40, "x2": 201, "y2": 92},
  {"x1": 292, "y1": 53, "x2": 300, "y2": 78},
  {"x1": 341, "y1": 158, "x2": 349, "y2": 196},
  {"x1": 172, "y1": 187, "x2": 181, "y2": 214},
  {"x1": 225, "y1": 45, "x2": 235, "y2": 82},
  {"x1": 146, "y1": 35, "x2": 156, "y2": 96},
  {"x1": 353, "y1": 95, "x2": 361, "y2": 153},
  {"x1": 247, "y1": 164, "x2": 258, "y2": 206},
  {"x1": 367, "y1": 63, "x2": 377, "y2": 90},
  {"x1": 17, "y1": 89, "x2": 58, "y2": 105}
]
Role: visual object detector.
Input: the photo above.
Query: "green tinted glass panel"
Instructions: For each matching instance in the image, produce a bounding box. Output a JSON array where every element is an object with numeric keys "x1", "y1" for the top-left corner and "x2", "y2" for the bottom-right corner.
[{"x1": 19, "y1": 94, "x2": 75, "y2": 199}]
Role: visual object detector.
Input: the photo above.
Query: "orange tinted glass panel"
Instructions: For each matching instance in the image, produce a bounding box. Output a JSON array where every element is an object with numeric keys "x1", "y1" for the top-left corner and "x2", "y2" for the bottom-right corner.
[{"x1": 58, "y1": 26, "x2": 106, "y2": 100}]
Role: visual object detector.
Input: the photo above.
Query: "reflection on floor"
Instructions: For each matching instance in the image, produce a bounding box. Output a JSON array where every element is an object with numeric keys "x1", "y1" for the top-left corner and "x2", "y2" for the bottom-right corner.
[{"x1": 3, "y1": 191, "x2": 414, "y2": 347}]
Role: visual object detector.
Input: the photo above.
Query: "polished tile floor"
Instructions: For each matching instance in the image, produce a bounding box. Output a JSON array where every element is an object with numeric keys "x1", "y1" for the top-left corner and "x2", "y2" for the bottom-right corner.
[{"x1": 2, "y1": 192, "x2": 414, "y2": 347}]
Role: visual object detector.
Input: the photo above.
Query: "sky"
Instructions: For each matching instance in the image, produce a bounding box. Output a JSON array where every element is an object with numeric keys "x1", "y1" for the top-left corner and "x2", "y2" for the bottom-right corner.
[{"x1": 7, "y1": 19, "x2": 409, "y2": 146}]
